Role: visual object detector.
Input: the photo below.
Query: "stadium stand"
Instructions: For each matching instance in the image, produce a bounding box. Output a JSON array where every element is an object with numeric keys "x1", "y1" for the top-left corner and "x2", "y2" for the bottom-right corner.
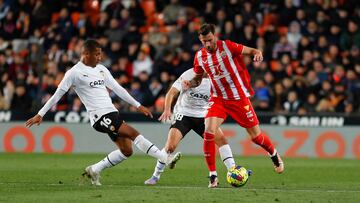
[{"x1": 0, "y1": 0, "x2": 359, "y2": 115}]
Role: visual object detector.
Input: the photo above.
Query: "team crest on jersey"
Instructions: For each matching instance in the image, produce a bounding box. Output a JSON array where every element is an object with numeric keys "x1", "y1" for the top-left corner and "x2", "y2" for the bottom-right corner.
[
  {"x1": 220, "y1": 51, "x2": 227, "y2": 59},
  {"x1": 99, "y1": 70, "x2": 105, "y2": 78},
  {"x1": 110, "y1": 125, "x2": 115, "y2": 131},
  {"x1": 244, "y1": 105, "x2": 250, "y2": 111}
]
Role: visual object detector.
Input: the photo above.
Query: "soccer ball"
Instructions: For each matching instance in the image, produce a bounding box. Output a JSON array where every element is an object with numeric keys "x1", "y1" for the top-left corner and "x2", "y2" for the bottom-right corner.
[{"x1": 226, "y1": 165, "x2": 250, "y2": 187}]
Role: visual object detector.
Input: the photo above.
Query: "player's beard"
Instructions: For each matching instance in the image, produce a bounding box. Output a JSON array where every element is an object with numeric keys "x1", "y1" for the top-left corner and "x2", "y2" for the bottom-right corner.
[{"x1": 206, "y1": 43, "x2": 216, "y2": 52}]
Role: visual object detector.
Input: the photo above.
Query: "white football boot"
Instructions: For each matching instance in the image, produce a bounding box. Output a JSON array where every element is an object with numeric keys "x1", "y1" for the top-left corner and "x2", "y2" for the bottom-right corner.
[{"x1": 83, "y1": 165, "x2": 101, "y2": 186}]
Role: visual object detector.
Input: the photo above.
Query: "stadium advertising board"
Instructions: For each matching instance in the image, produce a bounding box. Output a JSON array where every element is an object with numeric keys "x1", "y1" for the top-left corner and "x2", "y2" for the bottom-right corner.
[
  {"x1": 0, "y1": 122, "x2": 359, "y2": 159},
  {"x1": 1, "y1": 111, "x2": 360, "y2": 126}
]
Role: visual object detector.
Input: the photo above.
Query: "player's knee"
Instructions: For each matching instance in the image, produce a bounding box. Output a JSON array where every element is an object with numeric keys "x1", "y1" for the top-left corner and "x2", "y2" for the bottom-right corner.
[
  {"x1": 215, "y1": 135, "x2": 228, "y2": 146},
  {"x1": 121, "y1": 148, "x2": 133, "y2": 157},
  {"x1": 205, "y1": 127, "x2": 216, "y2": 135}
]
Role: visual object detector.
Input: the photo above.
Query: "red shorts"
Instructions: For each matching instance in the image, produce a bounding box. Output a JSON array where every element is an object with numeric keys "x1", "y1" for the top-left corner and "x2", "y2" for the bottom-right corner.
[{"x1": 206, "y1": 97, "x2": 259, "y2": 128}]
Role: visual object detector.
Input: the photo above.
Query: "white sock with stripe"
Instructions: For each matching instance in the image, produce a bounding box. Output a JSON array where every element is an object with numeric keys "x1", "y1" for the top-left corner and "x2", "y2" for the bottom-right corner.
[
  {"x1": 152, "y1": 149, "x2": 168, "y2": 178},
  {"x1": 92, "y1": 149, "x2": 127, "y2": 173},
  {"x1": 134, "y1": 135, "x2": 167, "y2": 162},
  {"x1": 219, "y1": 144, "x2": 236, "y2": 170}
]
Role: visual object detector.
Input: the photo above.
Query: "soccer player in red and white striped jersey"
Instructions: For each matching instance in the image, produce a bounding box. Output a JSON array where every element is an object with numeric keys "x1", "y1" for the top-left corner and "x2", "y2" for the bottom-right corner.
[{"x1": 183, "y1": 23, "x2": 284, "y2": 188}]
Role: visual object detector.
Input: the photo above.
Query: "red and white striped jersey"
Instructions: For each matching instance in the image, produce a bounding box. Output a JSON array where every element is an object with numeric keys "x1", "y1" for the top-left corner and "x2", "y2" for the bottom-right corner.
[{"x1": 193, "y1": 40, "x2": 254, "y2": 100}]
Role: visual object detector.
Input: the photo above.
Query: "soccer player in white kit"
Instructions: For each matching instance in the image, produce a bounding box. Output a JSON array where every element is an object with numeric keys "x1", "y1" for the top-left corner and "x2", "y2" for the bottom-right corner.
[
  {"x1": 144, "y1": 69, "x2": 239, "y2": 187},
  {"x1": 25, "y1": 39, "x2": 181, "y2": 186}
]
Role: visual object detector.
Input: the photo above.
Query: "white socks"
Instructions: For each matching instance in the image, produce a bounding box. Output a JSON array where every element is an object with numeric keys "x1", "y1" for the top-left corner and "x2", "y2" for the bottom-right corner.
[
  {"x1": 152, "y1": 149, "x2": 168, "y2": 178},
  {"x1": 207, "y1": 144, "x2": 235, "y2": 177},
  {"x1": 134, "y1": 135, "x2": 167, "y2": 162},
  {"x1": 92, "y1": 149, "x2": 127, "y2": 173},
  {"x1": 153, "y1": 160, "x2": 166, "y2": 178},
  {"x1": 209, "y1": 171, "x2": 218, "y2": 177},
  {"x1": 219, "y1": 144, "x2": 236, "y2": 170}
]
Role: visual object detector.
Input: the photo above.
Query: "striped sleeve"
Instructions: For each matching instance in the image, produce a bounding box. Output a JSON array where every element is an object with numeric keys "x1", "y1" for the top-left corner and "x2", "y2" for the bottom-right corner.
[
  {"x1": 193, "y1": 51, "x2": 204, "y2": 75},
  {"x1": 225, "y1": 40, "x2": 244, "y2": 57}
]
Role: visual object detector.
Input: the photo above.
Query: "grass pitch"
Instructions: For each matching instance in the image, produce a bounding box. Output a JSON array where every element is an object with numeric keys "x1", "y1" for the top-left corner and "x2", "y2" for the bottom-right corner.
[{"x1": 0, "y1": 153, "x2": 359, "y2": 203}]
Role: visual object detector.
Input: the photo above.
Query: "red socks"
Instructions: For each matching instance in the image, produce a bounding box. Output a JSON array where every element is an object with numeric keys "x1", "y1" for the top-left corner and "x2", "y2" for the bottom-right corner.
[
  {"x1": 252, "y1": 132, "x2": 275, "y2": 155},
  {"x1": 204, "y1": 132, "x2": 216, "y2": 172}
]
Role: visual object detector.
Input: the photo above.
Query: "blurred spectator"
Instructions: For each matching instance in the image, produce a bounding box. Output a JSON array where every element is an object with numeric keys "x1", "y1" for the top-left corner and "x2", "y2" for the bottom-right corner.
[
  {"x1": 0, "y1": 0, "x2": 9, "y2": 21},
  {"x1": 340, "y1": 20, "x2": 360, "y2": 51},
  {"x1": 287, "y1": 21, "x2": 302, "y2": 49},
  {"x1": 303, "y1": 93, "x2": 318, "y2": 113},
  {"x1": 272, "y1": 36, "x2": 297, "y2": 59},
  {"x1": 283, "y1": 91, "x2": 301, "y2": 113},
  {"x1": 316, "y1": 97, "x2": 334, "y2": 112},
  {"x1": 279, "y1": 0, "x2": 296, "y2": 26},
  {"x1": 133, "y1": 49, "x2": 153, "y2": 77},
  {"x1": 10, "y1": 84, "x2": 31, "y2": 112},
  {"x1": 31, "y1": 0, "x2": 50, "y2": 29},
  {"x1": 104, "y1": 18, "x2": 125, "y2": 43},
  {"x1": 162, "y1": 0, "x2": 184, "y2": 25}
]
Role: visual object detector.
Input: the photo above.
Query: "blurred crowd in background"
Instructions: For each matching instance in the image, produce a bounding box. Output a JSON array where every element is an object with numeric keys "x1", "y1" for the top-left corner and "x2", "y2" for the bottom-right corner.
[{"x1": 0, "y1": 0, "x2": 359, "y2": 115}]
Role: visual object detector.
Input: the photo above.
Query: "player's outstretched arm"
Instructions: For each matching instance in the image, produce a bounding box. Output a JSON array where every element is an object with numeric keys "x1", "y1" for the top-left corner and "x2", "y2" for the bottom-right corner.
[
  {"x1": 103, "y1": 68, "x2": 153, "y2": 118},
  {"x1": 242, "y1": 46, "x2": 263, "y2": 62},
  {"x1": 25, "y1": 88, "x2": 67, "y2": 128},
  {"x1": 158, "y1": 87, "x2": 180, "y2": 122}
]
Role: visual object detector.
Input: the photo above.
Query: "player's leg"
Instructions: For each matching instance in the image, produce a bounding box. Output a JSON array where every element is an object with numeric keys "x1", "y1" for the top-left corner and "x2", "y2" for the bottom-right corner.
[
  {"x1": 145, "y1": 128, "x2": 185, "y2": 185},
  {"x1": 226, "y1": 99, "x2": 284, "y2": 173},
  {"x1": 84, "y1": 137, "x2": 132, "y2": 185},
  {"x1": 203, "y1": 98, "x2": 227, "y2": 188},
  {"x1": 246, "y1": 125, "x2": 284, "y2": 173},
  {"x1": 193, "y1": 120, "x2": 236, "y2": 171},
  {"x1": 214, "y1": 128, "x2": 236, "y2": 170},
  {"x1": 204, "y1": 117, "x2": 224, "y2": 188},
  {"x1": 90, "y1": 137, "x2": 132, "y2": 174},
  {"x1": 118, "y1": 122, "x2": 181, "y2": 165}
]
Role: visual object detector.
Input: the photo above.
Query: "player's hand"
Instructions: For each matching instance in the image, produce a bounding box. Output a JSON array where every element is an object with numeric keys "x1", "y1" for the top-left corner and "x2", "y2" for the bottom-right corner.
[
  {"x1": 25, "y1": 114, "x2": 43, "y2": 128},
  {"x1": 253, "y1": 51, "x2": 263, "y2": 62},
  {"x1": 137, "y1": 105, "x2": 153, "y2": 118},
  {"x1": 158, "y1": 109, "x2": 172, "y2": 122},
  {"x1": 182, "y1": 80, "x2": 191, "y2": 90}
]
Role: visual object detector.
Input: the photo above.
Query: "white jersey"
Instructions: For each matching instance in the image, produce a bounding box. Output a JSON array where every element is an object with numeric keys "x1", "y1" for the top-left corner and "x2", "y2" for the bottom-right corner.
[
  {"x1": 38, "y1": 61, "x2": 140, "y2": 126},
  {"x1": 172, "y1": 69, "x2": 211, "y2": 118}
]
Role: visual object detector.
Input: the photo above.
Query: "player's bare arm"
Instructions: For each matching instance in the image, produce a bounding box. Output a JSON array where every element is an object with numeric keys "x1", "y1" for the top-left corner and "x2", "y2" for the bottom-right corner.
[
  {"x1": 182, "y1": 73, "x2": 203, "y2": 90},
  {"x1": 158, "y1": 87, "x2": 180, "y2": 122},
  {"x1": 25, "y1": 114, "x2": 43, "y2": 128},
  {"x1": 138, "y1": 105, "x2": 153, "y2": 118},
  {"x1": 242, "y1": 46, "x2": 263, "y2": 62}
]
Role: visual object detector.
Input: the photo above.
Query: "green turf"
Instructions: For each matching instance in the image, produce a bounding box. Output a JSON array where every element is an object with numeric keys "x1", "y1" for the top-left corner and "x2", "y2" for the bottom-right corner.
[{"x1": 0, "y1": 153, "x2": 359, "y2": 203}]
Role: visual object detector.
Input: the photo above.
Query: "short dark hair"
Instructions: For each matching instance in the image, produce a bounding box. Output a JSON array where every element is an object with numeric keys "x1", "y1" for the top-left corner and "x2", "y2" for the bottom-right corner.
[
  {"x1": 198, "y1": 23, "x2": 216, "y2": 36},
  {"x1": 83, "y1": 39, "x2": 101, "y2": 52}
]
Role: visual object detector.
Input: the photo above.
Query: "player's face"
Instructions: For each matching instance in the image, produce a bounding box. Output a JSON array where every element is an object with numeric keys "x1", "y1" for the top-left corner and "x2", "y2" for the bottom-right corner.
[
  {"x1": 199, "y1": 33, "x2": 217, "y2": 52},
  {"x1": 85, "y1": 48, "x2": 102, "y2": 67}
]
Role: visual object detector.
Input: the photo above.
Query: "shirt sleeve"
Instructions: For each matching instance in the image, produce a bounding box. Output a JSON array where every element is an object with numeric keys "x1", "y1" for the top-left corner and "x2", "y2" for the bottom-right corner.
[
  {"x1": 38, "y1": 70, "x2": 74, "y2": 117},
  {"x1": 38, "y1": 88, "x2": 67, "y2": 117},
  {"x1": 225, "y1": 40, "x2": 244, "y2": 57},
  {"x1": 58, "y1": 69, "x2": 75, "y2": 92},
  {"x1": 102, "y1": 66, "x2": 141, "y2": 108},
  {"x1": 193, "y1": 51, "x2": 204, "y2": 75},
  {"x1": 172, "y1": 69, "x2": 193, "y2": 91},
  {"x1": 172, "y1": 77, "x2": 182, "y2": 91}
]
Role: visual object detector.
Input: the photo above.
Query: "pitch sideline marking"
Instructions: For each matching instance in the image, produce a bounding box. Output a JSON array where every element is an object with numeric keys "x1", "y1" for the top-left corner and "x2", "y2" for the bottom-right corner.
[{"x1": 0, "y1": 182, "x2": 359, "y2": 193}]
